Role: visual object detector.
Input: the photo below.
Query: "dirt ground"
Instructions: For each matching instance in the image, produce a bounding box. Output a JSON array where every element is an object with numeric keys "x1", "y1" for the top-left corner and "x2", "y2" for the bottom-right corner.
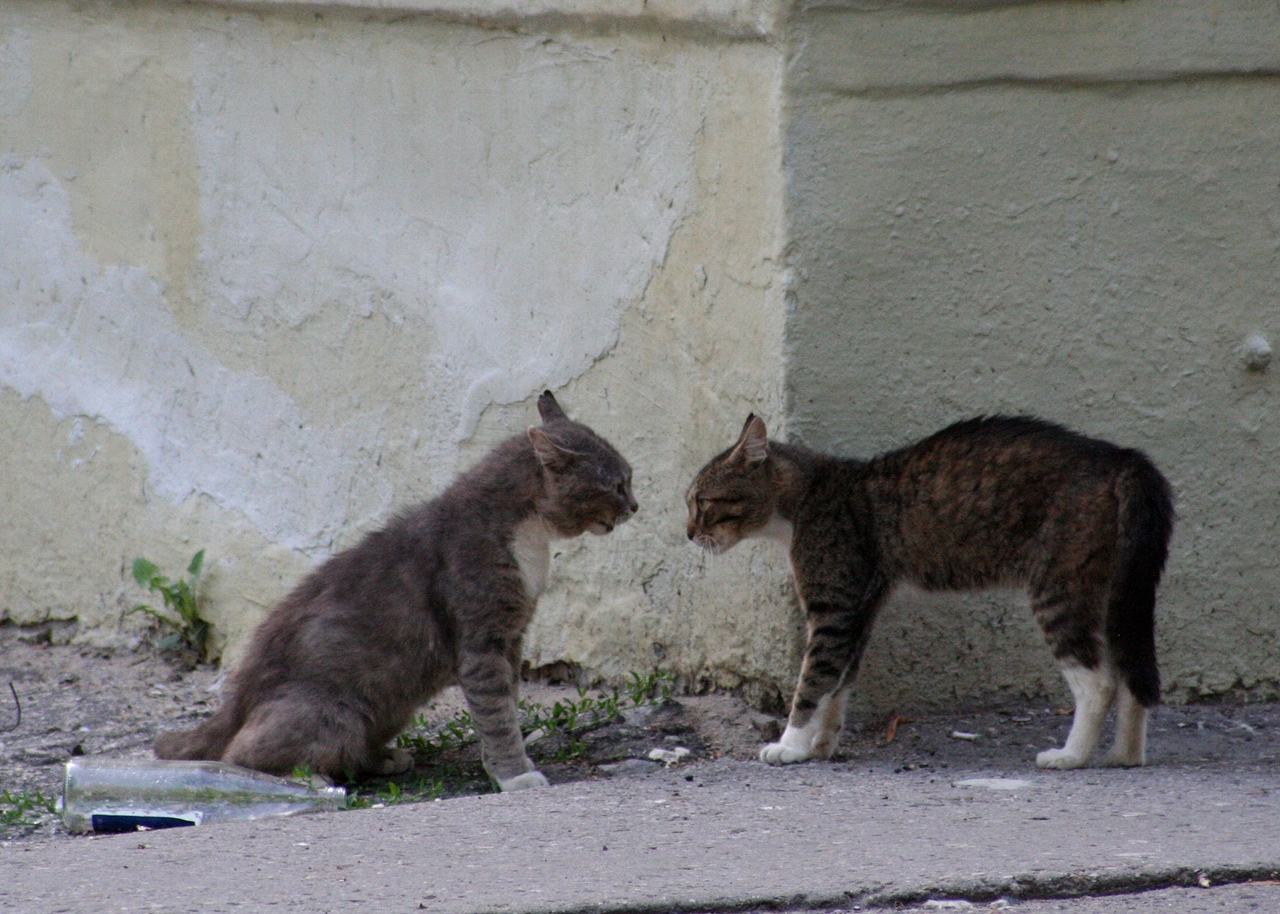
[{"x1": 2, "y1": 633, "x2": 1278, "y2": 843}]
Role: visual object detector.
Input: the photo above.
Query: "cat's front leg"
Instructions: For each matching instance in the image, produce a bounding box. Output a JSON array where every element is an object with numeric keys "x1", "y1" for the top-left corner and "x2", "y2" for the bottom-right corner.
[
  {"x1": 761, "y1": 690, "x2": 847, "y2": 765},
  {"x1": 761, "y1": 588, "x2": 885, "y2": 767},
  {"x1": 458, "y1": 649, "x2": 548, "y2": 791}
]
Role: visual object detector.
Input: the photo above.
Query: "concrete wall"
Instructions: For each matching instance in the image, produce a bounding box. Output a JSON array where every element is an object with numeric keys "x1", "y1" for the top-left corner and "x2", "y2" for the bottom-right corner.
[
  {"x1": 785, "y1": 0, "x2": 1280, "y2": 712},
  {"x1": 0, "y1": 0, "x2": 796, "y2": 704},
  {"x1": 2, "y1": 0, "x2": 1275, "y2": 716}
]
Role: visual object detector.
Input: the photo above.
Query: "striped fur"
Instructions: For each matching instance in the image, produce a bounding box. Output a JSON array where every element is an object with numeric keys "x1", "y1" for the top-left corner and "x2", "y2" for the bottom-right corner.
[
  {"x1": 688, "y1": 414, "x2": 1173, "y2": 770},
  {"x1": 155, "y1": 392, "x2": 636, "y2": 789}
]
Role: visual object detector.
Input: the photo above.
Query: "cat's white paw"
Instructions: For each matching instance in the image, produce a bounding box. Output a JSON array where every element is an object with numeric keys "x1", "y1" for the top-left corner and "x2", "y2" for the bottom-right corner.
[
  {"x1": 497, "y1": 770, "x2": 550, "y2": 792},
  {"x1": 759, "y1": 741, "x2": 811, "y2": 766},
  {"x1": 1036, "y1": 747, "x2": 1088, "y2": 770}
]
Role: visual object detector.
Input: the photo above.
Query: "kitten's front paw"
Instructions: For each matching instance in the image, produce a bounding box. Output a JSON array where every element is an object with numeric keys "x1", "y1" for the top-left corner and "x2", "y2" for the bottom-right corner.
[
  {"x1": 759, "y1": 741, "x2": 811, "y2": 766},
  {"x1": 497, "y1": 770, "x2": 550, "y2": 792},
  {"x1": 1036, "y1": 747, "x2": 1088, "y2": 770}
]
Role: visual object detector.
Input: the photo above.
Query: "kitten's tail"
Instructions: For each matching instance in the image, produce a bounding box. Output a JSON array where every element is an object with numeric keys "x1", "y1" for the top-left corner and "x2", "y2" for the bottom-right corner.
[
  {"x1": 153, "y1": 694, "x2": 245, "y2": 762},
  {"x1": 1108, "y1": 452, "x2": 1175, "y2": 708}
]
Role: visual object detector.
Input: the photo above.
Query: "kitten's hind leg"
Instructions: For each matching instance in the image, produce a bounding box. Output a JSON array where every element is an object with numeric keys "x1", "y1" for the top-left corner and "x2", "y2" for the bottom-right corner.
[
  {"x1": 223, "y1": 694, "x2": 375, "y2": 778},
  {"x1": 1101, "y1": 683, "x2": 1148, "y2": 767},
  {"x1": 1037, "y1": 663, "x2": 1117, "y2": 770}
]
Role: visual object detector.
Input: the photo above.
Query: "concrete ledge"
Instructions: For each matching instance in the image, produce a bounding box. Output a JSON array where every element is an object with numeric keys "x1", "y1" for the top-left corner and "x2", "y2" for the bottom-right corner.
[
  {"x1": 794, "y1": 0, "x2": 1280, "y2": 93},
  {"x1": 188, "y1": 0, "x2": 785, "y2": 38}
]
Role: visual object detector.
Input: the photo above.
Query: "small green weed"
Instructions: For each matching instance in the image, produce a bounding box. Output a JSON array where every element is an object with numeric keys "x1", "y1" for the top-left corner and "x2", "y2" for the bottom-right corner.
[
  {"x1": 395, "y1": 671, "x2": 676, "y2": 758},
  {"x1": 0, "y1": 788, "x2": 57, "y2": 828},
  {"x1": 348, "y1": 776, "x2": 451, "y2": 809},
  {"x1": 127, "y1": 550, "x2": 211, "y2": 660},
  {"x1": 396, "y1": 708, "x2": 477, "y2": 755},
  {"x1": 626, "y1": 670, "x2": 675, "y2": 706}
]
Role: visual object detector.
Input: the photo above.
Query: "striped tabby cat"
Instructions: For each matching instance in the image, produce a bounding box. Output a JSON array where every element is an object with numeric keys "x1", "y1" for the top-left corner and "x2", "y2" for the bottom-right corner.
[
  {"x1": 687, "y1": 414, "x2": 1173, "y2": 770},
  {"x1": 155, "y1": 392, "x2": 637, "y2": 790}
]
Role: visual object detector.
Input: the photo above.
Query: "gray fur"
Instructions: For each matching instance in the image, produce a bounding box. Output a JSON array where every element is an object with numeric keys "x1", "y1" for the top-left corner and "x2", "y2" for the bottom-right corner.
[{"x1": 155, "y1": 392, "x2": 636, "y2": 789}]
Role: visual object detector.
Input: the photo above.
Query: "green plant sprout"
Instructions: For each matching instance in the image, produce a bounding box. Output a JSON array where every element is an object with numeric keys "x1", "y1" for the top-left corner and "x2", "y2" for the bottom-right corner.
[
  {"x1": 353, "y1": 671, "x2": 676, "y2": 804},
  {"x1": 0, "y1": 788, "x2": 57, "y2": 828},
  {"x1": 127, "y1": 550, "x2": 211, "y2": 660},
  {"x1": 395, "y1": 670, "x2": 676, "y2": 757},
  {"x1": 347, "y1": 775, "x2": 454, "y2": 809}
]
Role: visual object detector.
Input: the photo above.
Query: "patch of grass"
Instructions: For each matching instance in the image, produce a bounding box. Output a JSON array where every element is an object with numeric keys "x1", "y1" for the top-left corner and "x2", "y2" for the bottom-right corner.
[
  {"x1": 396, "y1": 708, "x2": 477, "y2": 756},
  {"x1": 127, "y1": 550, "x2": 211, "y2": 660},
  {"x1": 395, "y1": 670, "x2": 676, "y2": 759},
  {"x1": 0, "y1": 788, "x2": 57, "y2": 828},
  {"x1": 348, "y1": 776, "x2": 449, "y2": 809},
  {"x1": 385, "y1": 670, "x2": 677, "y2": 792}
]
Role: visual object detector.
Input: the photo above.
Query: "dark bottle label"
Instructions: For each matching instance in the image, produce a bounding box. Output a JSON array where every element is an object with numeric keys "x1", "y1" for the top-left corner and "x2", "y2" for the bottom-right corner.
[{"x1": 90, "y1": 813, "x2": 201, "y2": 833}]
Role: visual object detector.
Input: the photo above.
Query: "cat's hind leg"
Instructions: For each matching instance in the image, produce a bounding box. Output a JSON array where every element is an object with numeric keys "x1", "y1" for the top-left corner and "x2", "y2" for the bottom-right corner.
[
  {"x1": 1036, "y1": 662, "x2": 1117, "y2": 770},
  {"x1": 1101, "y1": 683, "x2": 1148, "y2": 767},
  {"x1": 223, "y1": 692, "x2": 380, "y2": 779}
]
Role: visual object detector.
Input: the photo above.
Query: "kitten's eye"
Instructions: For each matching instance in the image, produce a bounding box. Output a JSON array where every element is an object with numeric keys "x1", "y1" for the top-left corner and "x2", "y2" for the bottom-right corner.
[{"x1": 616, "y1": 481, "x2": 628, "y2": 496}]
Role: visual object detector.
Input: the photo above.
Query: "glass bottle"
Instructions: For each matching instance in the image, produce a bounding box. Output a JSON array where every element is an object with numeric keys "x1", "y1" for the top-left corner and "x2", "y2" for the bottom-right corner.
[{"x1": 62, "y1": 758, "x2": 347, "y2": 834}]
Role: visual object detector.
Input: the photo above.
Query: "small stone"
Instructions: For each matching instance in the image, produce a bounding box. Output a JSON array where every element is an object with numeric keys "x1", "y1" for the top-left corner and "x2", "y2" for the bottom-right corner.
[
  {"x1": 749, "y1": 713, "x2": 783, "y2": 742},
  {"x1": 621, "y1": 706, "x2": 655, "y2": 728},
  {"x1": 598, "y1": 759, "x2": 661, "y2": 778},
  {"x1": 1242, "y1": 334, "x2": 1272, "y2": 372},
  {"x1": 647, "y1": 746, "x2": 691, "y2": 767}
]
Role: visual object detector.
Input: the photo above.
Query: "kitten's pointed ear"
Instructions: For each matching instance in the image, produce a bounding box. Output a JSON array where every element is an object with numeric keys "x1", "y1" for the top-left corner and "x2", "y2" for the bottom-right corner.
[
  {"x1": 528, "y1": 426, "x2": 574, "y2": 469},
  {"x1": 731, "y1": 414, "x2": 770, "y2": 465},
  {"x1": 537, "y1": 390, "x2": 568, "y2": 424}
]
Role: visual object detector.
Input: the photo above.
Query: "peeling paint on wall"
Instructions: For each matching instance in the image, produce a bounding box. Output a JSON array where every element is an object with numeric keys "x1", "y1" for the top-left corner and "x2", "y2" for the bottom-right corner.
[
  {"x1": 2, "y1": 17, "x2": 708, "y2": 559},
  {"x1": 190, "y1": 21, "x2": 703, "y2": 443},
  {"x1": 0, "y1": 157, "x2": 392, "y2": 554}
]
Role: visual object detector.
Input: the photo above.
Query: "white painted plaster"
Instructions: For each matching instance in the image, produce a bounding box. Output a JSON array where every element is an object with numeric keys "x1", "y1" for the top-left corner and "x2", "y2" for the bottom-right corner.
[
  {"x1": 0, "y1": 156, "x2": 391, "y2": 554},
  {"x1": 189, "y1": 20, "x2": 703, "y2": 444},
  {"x1": 0, "y1": 26, "x2": 31, "y2": 118},
  {"x1": 1, "y1": 19, "x2": 705, "y2": 558}
]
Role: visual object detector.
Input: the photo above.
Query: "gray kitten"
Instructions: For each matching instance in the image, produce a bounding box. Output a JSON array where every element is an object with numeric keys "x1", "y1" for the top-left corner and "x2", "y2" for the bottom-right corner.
[
  {"x1": 687, "y1": 414, "x2": 1173, "y2": 770},
  {"x1": 155, "y1": 392, "x2": 637, "y2": 791}
]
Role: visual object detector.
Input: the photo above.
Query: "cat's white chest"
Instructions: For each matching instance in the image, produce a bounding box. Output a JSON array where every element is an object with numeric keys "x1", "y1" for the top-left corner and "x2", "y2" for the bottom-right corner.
[
  {"x1": 511, "y1": 518, "x2": 552, "y2": 600},
  {"x1": 758, "y1": 514, "x2": 794, "y2": 550}
]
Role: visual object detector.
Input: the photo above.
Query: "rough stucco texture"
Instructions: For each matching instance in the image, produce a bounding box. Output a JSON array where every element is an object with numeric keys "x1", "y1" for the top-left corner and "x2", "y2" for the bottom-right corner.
[
  {"x1": 4, "y1": 0, "x2": 1275, "y2": 717},
  {"x1": 0, "y1": 1, "x2": 794, "y2": 694},
  {"x1": 786, "y1": 0, "x2": 1280, "y2": 712}
]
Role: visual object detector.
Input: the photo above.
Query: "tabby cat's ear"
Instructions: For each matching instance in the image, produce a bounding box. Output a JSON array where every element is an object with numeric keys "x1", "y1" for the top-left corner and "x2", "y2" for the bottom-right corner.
[
  {"x1": 537, "y1": 391, "x2": 568, "y2": 424},
  {"x1": 731, "y1": 414, "x2": 770, "y2": 465},
  {"x1": 528, "y1": 426, "x2": 575, "y2": 469}
]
